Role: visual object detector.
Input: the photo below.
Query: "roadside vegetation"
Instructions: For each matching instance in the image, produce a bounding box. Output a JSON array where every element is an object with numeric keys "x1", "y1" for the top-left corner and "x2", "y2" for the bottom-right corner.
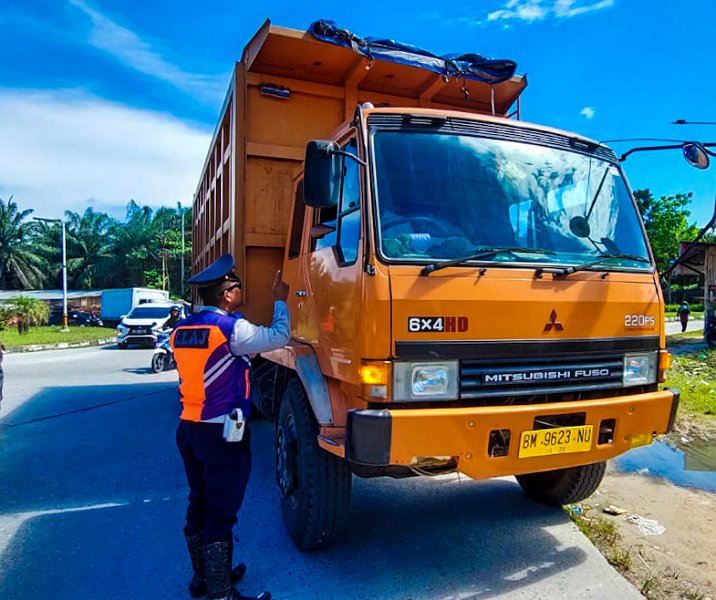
[
  {"x1": 566, "y1": 504, "x2": 709, "y2": 600},
  {"x1": 0, "y1": 326, "x2": 115, "y2": 348},
  {"x1": 666, "y1": 334, "x2": 716, "y2": 421},
  {"x1": 566, "y1": 506, "x2": 633, "y2": 570},
  {"x1": 0, "y1": 195, "x2": 191, "y2": 298},
  {"x1": 0, "y1": 296, "x2": 49, "y2": 334}
]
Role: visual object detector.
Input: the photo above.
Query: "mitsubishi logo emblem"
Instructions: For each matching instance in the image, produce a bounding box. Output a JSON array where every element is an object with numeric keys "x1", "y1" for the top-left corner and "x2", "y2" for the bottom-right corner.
[{"x1": 544, "y1": 309, "x2": 564, "y2": 332}]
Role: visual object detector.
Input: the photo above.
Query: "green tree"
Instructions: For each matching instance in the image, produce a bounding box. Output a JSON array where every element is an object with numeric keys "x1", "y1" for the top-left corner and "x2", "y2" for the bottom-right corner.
[
  {"x1": 108, "y1": 201, "x2": 191, "y2": 298},
  {"x1": 0, "y1": 196, "x2": 46, "y2": 289},
  {"x1": 64, "y1": 208, "x2": 116, "y2": 289},
  {"x1": 6, "y1": 296, "x2": 49, "y2": 334},
  {"x1": 634, "y1": 189, "x2": 699, "y2": 272}
]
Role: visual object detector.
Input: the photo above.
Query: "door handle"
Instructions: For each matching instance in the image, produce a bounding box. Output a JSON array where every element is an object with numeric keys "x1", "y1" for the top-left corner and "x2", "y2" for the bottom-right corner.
[{"x1": 295, "y1": 290, "x2": 307, "y2": 297}]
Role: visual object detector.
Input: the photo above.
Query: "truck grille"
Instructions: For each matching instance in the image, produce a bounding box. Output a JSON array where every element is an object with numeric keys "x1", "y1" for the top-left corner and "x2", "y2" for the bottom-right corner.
[
  {"x1": 460, "y1": 355, "x2": 624, "y2": 399},
  {"x1": 392, "y1": 337, "x2": 660, "y2": 407}
]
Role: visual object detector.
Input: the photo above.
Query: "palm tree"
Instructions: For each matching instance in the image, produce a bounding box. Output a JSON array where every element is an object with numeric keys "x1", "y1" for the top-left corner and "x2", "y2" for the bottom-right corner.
[
  {"x1": 64, "y1": 208, "x2": 116, "y2": 289},
  {"x1": 0, "y1": 196, "x2": 46, "y2": 289},
  {"x1": 7, "y1": 295, "x2": 49, "y2": 334}
]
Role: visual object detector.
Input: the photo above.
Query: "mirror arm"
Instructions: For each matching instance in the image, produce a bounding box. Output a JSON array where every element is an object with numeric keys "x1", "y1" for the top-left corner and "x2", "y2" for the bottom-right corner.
[
  {"x1": 619, "y1": 144, "x2": 683, "y2": 162},
  {"x1": 330, "y1": 149, "x2": 367, "y2": 167},
  {"x1": 620, "y1": 142, "x2": 716, "y2": 162}
]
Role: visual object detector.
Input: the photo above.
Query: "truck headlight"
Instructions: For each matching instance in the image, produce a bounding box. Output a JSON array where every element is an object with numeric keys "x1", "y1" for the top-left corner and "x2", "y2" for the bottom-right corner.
[
  {"x1": 393, "y1": 361, "x2": 459, "y2": 401},
  {"x1": 623, "y1": 352, "x2": 657, "y2": 386}
]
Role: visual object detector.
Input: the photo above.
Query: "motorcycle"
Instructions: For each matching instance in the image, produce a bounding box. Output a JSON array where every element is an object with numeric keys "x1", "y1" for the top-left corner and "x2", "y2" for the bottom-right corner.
[{"x1": 151, "y1": 331, "x2": 175, "y2": 373}]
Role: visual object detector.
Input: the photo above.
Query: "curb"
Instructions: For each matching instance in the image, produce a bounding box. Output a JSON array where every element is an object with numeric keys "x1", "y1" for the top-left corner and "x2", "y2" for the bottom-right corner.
[{"x1": 4, "y1": 338, "x2": 116, "y2": 353}]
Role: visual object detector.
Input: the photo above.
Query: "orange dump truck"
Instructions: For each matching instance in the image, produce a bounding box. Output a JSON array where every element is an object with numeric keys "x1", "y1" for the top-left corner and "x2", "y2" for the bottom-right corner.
[{"x1": 192, "y1": 20, "x2": 678, "y2": 549}]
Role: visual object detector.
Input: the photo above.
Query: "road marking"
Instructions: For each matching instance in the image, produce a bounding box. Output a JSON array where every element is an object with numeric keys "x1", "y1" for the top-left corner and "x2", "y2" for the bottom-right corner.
[{"x1": 0, "y1": 502, "x2": 127, "y2": 555}]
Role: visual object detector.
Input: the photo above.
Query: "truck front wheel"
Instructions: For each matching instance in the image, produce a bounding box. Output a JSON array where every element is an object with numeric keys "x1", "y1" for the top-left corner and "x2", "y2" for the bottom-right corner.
[
  {"x1": 515, "y1": 461, "x2": 606, "y2": 506},
  {"x1": 275, "y1": 378, "x2": 351, "y2": 550}
]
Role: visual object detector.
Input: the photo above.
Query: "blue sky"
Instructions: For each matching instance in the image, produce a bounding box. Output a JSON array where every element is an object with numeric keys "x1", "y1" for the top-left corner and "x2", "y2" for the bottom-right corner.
[{"x1": 1, "y1": 0, "x2": 715, "y2": 224}]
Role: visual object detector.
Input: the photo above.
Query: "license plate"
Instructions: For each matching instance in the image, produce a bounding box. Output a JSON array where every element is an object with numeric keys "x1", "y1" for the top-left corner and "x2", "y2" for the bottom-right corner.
[{"x1": 518, "y1": 425, "x2": 594, "y2": 458}]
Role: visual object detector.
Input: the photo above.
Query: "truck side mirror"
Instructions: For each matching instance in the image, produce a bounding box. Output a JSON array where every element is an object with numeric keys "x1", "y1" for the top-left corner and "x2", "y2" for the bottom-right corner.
[
  {"x1": 304, "y1": 141, "x2": 341, "y2": 208},
  {"x1": 683, "y1": 143, "x2": 710, "y2": 170}
]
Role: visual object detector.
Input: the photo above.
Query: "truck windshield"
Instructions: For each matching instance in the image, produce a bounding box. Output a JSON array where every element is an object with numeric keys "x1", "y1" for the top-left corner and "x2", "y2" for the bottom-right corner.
[
  {"x1": 127, "y1": 307, "x2": 170, "y2": 319},
  {"x1": 371, "y1": 130, "x2": 652, "y2": 270}
]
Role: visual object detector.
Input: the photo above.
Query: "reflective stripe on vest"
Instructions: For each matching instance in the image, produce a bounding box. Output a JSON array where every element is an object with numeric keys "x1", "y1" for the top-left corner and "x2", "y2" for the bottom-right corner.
[{"x1": 170, "y1": 311, "x2": 250, "y2": 422}]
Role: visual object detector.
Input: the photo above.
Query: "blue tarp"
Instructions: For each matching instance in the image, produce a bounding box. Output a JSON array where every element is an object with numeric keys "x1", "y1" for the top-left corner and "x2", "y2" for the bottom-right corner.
[{"x1": 308, "y1": 20, "x2": 517, "y2": 85}]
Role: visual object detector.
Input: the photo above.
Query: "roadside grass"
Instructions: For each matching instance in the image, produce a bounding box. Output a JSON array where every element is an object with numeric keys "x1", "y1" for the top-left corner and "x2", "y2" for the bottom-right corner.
[
  {"x1": 0, "y1": 326, "x2": 116, "y2": 348},
  {"x1": 666, "y1": 346, "x2": 716, "y2": 418},
  {"x1": 566, "y1": 505, "x2": 631, "y2": 571},
  {"x1": 640, "y1": 576, "x2": 658, "y2": 597}
]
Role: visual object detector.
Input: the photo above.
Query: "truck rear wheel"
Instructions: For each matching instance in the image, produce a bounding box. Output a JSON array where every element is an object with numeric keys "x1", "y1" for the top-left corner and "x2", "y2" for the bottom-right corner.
[
  {"x1": 516, "y1": 461, "x2": 606, "y2": 506},
  {"x1": 706, "y1": 331, "x2": 716, "y2": 348},
  {"x1": 275, "y1": 378, "x2": 351, "y2": 550}
]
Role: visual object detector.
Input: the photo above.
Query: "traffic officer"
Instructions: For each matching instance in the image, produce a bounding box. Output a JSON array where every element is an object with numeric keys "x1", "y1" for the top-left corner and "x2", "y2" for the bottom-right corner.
[{"x1": 172, "y1": 254, "x2": 289, "y2": 600}]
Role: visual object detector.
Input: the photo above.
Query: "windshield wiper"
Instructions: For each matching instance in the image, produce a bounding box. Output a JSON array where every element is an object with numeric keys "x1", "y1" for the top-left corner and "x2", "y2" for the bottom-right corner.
[
  {"x1": 536, "y1": 253, "x2": 652, "y2": 278},
  {"x1": 421, "y1": 247, "x2": 557, "y2": 276}
]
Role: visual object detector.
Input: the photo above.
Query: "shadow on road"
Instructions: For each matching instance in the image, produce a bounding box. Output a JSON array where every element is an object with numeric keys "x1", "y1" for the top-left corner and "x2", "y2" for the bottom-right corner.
[{"x1": 1, "y1": 388, "x2": 590, "y2": 600}]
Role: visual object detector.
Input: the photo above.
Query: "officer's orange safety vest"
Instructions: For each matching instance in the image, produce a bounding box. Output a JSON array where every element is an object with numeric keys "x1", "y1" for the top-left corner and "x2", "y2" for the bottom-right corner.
[{"x1": 170, "y1": 311, "x2": 251, "y2": 421}]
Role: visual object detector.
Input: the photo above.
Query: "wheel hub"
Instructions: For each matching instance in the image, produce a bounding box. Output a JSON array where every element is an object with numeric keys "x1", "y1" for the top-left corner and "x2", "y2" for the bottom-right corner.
[{"x1": 276, "y1": 419, "x2": 296, "y2": 498}]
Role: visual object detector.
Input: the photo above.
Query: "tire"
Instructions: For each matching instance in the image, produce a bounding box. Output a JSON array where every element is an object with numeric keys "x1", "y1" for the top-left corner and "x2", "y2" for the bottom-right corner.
[
  {"x1": 706, "y1": 332, "x2": 716, "y2": 348},
  {"x1": 275, "y1": 378, "x2": 351, "y2": 550},
  {"x1": 151, "y1": 353, "x2": 167, "y2": 373},
  {"x1": 516, "y1": 461, "x2": 606, "y2": 506},
  {"x1": 117, "y1": 342, "x2": 128, "y2": 350}
]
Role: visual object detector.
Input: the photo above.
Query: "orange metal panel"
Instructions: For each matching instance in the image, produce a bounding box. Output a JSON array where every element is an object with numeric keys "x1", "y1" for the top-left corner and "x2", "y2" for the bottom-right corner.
[
  {"x1": 245, "y1": 156, "x2": 300, "y2": 240},
  {"x1": 385, "y1": 390, "x2": 675, "y2": 480},
  {"x1": 388, "y1": 268, "x2": 662, "y2": 345},
  {"x1": 242, "y1": 246, "x2": 283, "y2": 325},
  {"x1": 246, "y1": 86, "x2": 344, "y2": 147}
]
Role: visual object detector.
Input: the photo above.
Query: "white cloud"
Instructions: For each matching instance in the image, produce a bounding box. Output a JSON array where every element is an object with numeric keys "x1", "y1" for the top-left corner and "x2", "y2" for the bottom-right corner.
[
  {"x1": 554, "y1": 0, "x2": 614, "y2": 17},
  {"x1": 477, "y1": 0, "x2": 614, "y2": 25},
  {"x1": 68, "y1": 0, "x2": 225, "y2": 104},
  {"x1": 580, "y1": 106, "x2": 595, "y2": 119},
  {"x1": 0, "y1": 89, "x2": 211, "y2": 219}
]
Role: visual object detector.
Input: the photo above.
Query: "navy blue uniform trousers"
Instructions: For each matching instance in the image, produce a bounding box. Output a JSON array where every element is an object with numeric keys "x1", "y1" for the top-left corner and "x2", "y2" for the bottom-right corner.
[{"x1": 176, "y1": 420, "x2": 252, "y2": 544}]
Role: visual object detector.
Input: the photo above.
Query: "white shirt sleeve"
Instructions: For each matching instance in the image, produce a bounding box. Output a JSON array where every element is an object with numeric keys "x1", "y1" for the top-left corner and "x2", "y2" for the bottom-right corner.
[{"x1": 229, "y1": 300, "x2": 291, "y2": 355}]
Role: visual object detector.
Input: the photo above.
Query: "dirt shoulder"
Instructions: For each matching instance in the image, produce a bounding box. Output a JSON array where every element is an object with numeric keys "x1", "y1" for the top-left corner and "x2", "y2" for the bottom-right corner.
[
  {"x1": 575, "y1": 407, "x2": 716, "y2": 600},
  {"x1": 584, "y1": 469, "x2": 715, "y2": 599},
  {"x1": 574, "y1": 333, "x2": 716, "y2": 600}
]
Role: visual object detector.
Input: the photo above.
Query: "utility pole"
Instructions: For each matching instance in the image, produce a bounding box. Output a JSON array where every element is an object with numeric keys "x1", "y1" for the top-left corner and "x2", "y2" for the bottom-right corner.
[
  {"x1": 178, "y1": 202, "x2": 185, "y2": 297},
  {"x1": 34, "y1": 217, "x2": 68, "y2": 331}
]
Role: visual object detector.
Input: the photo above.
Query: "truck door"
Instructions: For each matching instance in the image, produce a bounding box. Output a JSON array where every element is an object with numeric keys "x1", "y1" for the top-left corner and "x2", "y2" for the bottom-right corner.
[
  {"x1": 303, "y1": 137, "x2": 363, "y2": 382},
  {"x1": 282, "y1": 178, "x2": 313, "y2": 341}
]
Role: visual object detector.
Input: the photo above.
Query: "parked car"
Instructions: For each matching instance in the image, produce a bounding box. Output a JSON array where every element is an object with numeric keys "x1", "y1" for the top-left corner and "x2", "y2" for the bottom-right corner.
[
  {"x1": 115, "y1": 303, "x2": 183, "y2": 349},
  {"x1": 70, "y1": 311, "x2": 103, "y2": 327},
  {"x1": 48, "y1": 310, "x2": 104, "y2": 327}
]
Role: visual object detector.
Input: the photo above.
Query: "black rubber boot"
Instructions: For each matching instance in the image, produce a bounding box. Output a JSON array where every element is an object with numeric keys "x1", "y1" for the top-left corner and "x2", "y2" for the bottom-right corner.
[
  {"x1": 203, "y1": 541, "x2": 270, "y2": 600},
  {"x1": 186, "y1": 532, "x2": 206, "y2": 598},
  {"x1": 186, "y1": 535, "x2": 247, "y2": 598}
]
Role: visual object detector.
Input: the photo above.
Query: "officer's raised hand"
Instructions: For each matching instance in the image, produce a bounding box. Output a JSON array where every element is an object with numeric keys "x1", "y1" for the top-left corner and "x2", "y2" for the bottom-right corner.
[{"x1": 272, "y1": 270, "x2": 289, "y2": 302}]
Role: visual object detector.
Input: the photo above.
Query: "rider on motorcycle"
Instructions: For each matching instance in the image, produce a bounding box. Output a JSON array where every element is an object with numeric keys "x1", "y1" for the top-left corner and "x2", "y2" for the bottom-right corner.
[{"x1": 162, "y1": 305, "x2": 183, "y2": 331}]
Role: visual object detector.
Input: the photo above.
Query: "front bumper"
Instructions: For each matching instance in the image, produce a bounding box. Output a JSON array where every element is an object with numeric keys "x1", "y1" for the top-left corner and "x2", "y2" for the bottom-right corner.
[
  {"x1": 346, "y1": 389, "x2": 679, "y2": 480},
  {"x1": 117, "y1": 333, "x2": 158, "y2": 346}
]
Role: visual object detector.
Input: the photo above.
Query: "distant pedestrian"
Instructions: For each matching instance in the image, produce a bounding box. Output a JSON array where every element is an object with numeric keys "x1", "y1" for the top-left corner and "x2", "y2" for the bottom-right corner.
[{"x1": 678, "y1": 301, "x2": 690, "y2": 333}]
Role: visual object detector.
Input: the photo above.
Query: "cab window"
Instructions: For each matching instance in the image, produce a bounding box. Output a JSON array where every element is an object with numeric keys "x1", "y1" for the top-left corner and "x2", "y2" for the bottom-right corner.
[{"x1": 312, "y1": 138, "x2": 361, "y2": 265}]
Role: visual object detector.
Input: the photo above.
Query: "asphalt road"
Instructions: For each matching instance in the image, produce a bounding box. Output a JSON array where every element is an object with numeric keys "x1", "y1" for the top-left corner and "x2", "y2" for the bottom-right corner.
[{"x1": 0, "y1": 346, "x2": 642, "y2": 599}]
